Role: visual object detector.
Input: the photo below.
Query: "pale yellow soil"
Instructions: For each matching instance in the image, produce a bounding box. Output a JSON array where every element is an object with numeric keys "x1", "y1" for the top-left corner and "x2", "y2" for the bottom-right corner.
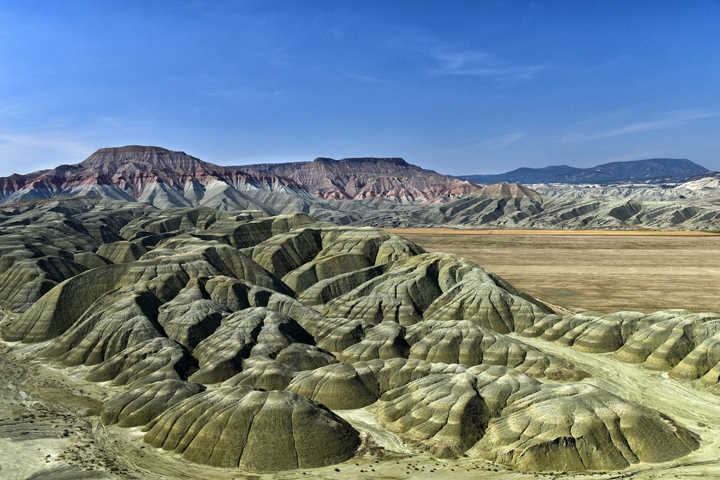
[
  {"x1": 385, "y1": 229, "x2": 720, "y2": 314},
  {"x1": 384, "y1": 228, "x2": 720, "y2": 236}
]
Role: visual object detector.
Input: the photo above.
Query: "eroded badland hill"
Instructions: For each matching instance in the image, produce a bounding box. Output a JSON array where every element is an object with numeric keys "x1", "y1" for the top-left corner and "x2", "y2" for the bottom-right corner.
[{"x1": 1, "y1": 197, "x2": 720, "y2": 479}]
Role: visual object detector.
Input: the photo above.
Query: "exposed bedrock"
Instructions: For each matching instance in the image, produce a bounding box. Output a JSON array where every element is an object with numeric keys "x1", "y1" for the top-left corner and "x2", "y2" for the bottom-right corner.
[
  {"x1": 525, "y1": 309, "x2": 720, "y2": 388},
  {"x1": 96, "y1": 240, "x2": 148, "y2": 264},
  {"x1": 406, "y1": 320, "x2": 585, "y2": 380},
  {"x1": 84, "y1": 337, "x2": 198, "y2": 387},
  {"x1": 43, "y1": 286, "x2": 165, "y2": 366},
  {"x1": 376, "y1": 372, "x2": 490, "y2": 457},
  {"x1": 0, "y1": 201, "x2": 705, "y2": 473},
  {"x1": 286, "y1": 362, "x2": 379, "y2": 409},
  {"x1": 1, "y1": 240, "x2": 289, "y2": 343},
  {"x1": 156, "y1": 279, "x2": 232, "y2": 350},
  {"x1": 222, "y1": 357, "x2": 296, "y2": 390},
  {"x1": 338, "y1": 320, "x2": 410, "y2": 362},
  {"x1": 280, "y1": 228, "x2": 423, "y2": 294},
  {"x1": 0, "y1": 254, "x2": 88, "y2": 313},
  {"x1": 142, "y1": 386, "x2": 361, "y2": 470},
  {"x1": 188, "y1": 307, "x2": 325, "y2": 384},
  {"x1": 471, "y1": 383, "x2": 700, "y2": 471},
  {"x1": 320, "y1": 253, "x2": 550, "y2": 330},
  {"x1": 101, "y1": 379, "x2": 206, "y2": 427}
]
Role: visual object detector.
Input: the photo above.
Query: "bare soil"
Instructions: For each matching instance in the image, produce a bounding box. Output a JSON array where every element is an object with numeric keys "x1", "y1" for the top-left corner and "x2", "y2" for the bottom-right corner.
[{"x1": 386, "y1": 228, "x2": 720, "y2": 313}]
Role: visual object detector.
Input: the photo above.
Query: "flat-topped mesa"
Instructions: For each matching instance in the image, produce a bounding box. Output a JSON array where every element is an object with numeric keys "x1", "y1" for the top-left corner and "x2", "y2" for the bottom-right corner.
[
  {"x1": 314, "y1": 156, "x2": 410, "y2": 167},
  {"x1": 80, "y1": 145, "x2": 217, "y2": 175},
  {"x1": 239, "y1": 156, "x2": 484, "y2": 201},
  {"x1": 0, "y1": 145, "x2": 311, "y2": 207}
]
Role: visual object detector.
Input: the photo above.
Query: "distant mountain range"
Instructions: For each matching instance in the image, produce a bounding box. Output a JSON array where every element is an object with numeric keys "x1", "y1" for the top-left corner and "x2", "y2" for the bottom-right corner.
[
  {"x1": 238, "y1": 157, "x2": 482, "y2": 202},
  {"x1": 0, "y1": 146, "x2": 311, "y2": 209},
  {"x1": 0, "y1": 146, "x2": 483, "y2": 209},
  {"x1": 459, "y1": 158, "x2": 709, "y2": 184},
  {"x1": 5, "y1": 147, "x2": 720, "y2": 231}
]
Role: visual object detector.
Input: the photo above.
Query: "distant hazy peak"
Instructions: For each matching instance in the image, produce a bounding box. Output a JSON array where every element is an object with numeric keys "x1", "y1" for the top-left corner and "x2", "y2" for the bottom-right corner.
[{"x1": 460, "y1": 158, "x2": 709, "y2": 185}]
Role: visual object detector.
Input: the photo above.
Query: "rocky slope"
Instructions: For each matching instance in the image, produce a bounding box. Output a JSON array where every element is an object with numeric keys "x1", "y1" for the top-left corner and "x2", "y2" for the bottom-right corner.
[
  {"x1": 5, "y1": 147, "x2": 720, "y2": 231},
  {"x1": 461, "y1": 158, "x2": 709, "y2": 184},
  {"x1": 0, "y1": 197, "x2": 712, "y2": 475},
  {"x1": 0, "y1": 145, "x2": 313, "y2": 209},
  {"x1": 238, "y1": 157, "x2": 484, "y2": 202}
]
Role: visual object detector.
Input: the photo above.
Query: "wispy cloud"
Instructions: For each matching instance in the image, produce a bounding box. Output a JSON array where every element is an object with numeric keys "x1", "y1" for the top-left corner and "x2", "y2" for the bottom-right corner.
[
  {"x1": 428, "y1": 49, "x2": 545, "y2": 80},
  {"x1": 436, "y1": 132, "x2": 526, "y2": 156},
  {"x1": 387, "y1": 31, "x2": 546, "y2": 82},
  {"x1": 0, "y1": 133, "x2": 91, "y2": 155},
  {"x1": 563, "y1": 110, "x2": 718, "y2": 142},
  {"x1": 480, "y1": 132, "x2": 526, "y2": 149},
  {"x1": 202, "y1": 88, "x2": 287, "y2": 102},
  {"x1": 0, "y1": 133, "x2": 94, "y2": 174},
  {"x1": 342, "y1": 72, "x2": 391, "y2": 84}
]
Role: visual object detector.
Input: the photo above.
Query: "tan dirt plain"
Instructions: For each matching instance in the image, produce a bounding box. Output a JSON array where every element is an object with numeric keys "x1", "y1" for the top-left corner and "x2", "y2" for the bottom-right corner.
[{"x1": 384, "y1": 228, "x2": 720, "y2": 314}]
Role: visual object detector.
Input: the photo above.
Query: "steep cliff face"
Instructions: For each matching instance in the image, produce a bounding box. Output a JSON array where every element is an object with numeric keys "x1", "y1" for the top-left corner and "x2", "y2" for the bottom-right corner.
[
  {"x1": 0, "y1": 146, "x2": 312, "y2": 207},
  {"x1": 0, "y1": 148, "x2": 483, "y2": 208},
  {"x1": 238, "y1": 157, "x2": 484, "y2": 202}
]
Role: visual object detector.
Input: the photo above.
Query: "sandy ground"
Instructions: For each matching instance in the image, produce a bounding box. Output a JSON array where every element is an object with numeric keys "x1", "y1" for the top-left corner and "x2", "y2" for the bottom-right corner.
[
  {"x1": 386, "y1": 228, "x2": 720, "y2": 314},
  {"x1": 384, "y1": 228, "x2": 720, "y2": 236}
]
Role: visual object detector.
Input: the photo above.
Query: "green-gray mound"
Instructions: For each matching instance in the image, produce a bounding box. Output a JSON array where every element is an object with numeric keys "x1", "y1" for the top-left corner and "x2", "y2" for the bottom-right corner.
[
  {"x1": 405, "y1": 319, "x2": 585, "y2": 380},
  {"x1": 188, "y1": 307, "x2": 322, "y2": 383},
  {"x1": 101, "y1": 379, "x2": 205, "y2": 427},
  {"x1": 84, "y1": 337, "x2": 197, "y2": 387},
  {"x1": 286, "y1": 362, "x2": 379, "y2": 409},
  {"x1": 222, "y1": 357, "x2": 296, "y2": 390},
  {"x1": 470, "y1": 383, "x2": 700, "y2": 471},
  {"x1": 0, "y1": 200, "x2": 705, "y2": 473},
  {"x1": 376, "y1": 372, "x2": 489, "y2": 457},
  {"x1": 142, "y1": 386, "x2": 361, "y2": 470}
]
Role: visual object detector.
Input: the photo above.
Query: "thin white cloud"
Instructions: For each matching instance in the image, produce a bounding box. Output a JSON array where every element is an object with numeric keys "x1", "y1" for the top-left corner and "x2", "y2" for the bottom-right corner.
[
  {"x1": 387, "y1": 30, "x2": 546, "y2": 82},
  {"x1": 429, "y1": 49, "x2": 545, "y2": 81},
  {"x1": 563, "y1": 110, "x2": 718, "y2": 142},
  {"x1": 0, "y1": 133, "x2": 91, "y2": 154},
  {"x1": 435, "y1": 132, "x2": 526, "y2": 156},
  {"x1": 202, "y1": 89, "x2": 287, "y2": 102},
  {"x1": 479, "y1": 132, "x2": 526, "y2": 149},
  {"x1": 0, "y1": 133, "x2": 93, "y2": 174},
  {"x1": 342, "y1": 72, "x2": 391, "y2": 84}
]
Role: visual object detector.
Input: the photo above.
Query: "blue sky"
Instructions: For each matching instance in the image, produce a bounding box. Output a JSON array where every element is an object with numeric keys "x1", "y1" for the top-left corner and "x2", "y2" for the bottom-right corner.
[{"x1": 1, "y1": 1, "x2": 719, "y2": 177}]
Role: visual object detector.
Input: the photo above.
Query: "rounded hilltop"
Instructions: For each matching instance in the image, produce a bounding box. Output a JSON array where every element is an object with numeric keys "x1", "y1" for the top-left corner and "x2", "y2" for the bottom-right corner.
[{"x1": 0, "y1": 197, "x2": 709, "y2": 476}]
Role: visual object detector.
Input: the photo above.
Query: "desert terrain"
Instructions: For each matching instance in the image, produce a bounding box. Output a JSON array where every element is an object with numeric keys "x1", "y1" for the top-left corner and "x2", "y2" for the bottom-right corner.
[
  {"x1": 5, "y1": 0, "x2": 720, "y2": 477},
  {"x1": 3, "y1": 150, "x2": 720, "y2": 480},
  {"x1": 1, "y1": 197, "x2": 720, "y2": 480},
  {"x1": 386, "y1": 228, "x2": 720, "y2": 314},
  {"x1": 6, "y1": 146, "x2": 720, "y2": 232}
]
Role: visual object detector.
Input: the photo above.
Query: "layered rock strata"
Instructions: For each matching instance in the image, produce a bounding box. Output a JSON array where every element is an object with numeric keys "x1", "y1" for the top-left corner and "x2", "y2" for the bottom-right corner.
[{"x1": 0, "y1": 198, "x2": 703, "y2": 471}]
